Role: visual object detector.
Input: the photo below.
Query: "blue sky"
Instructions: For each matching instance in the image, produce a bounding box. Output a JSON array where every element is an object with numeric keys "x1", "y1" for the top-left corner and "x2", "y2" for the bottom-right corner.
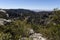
[{"x1": 0, "y1": 0, "x2": 60, "y2": 10}]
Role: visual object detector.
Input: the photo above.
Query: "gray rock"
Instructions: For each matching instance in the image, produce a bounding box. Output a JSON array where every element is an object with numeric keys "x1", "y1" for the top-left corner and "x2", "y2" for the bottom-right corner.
[
  {"x1": 0, "y1": 18, "x2": 11, "y2": 25},
  {"x1": 29, "y1": 33, "x2": 46, "y2": 40}
]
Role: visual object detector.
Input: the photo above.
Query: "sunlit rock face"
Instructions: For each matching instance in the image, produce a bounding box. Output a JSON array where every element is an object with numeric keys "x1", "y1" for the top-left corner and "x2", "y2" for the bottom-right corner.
[
  {"x1": 0, "y1": 9, "x2": 6, "y2": 13},
  {"x1": 0, "y1": 9, "x2": 9, "y2": 18},
  {"x1": 28, "y1": 29, "x2": 46, "y2": 40},
  {"x1": 19, "y1": 29, "x2": 47, "y2": 40},
  {"x1": 0, "y1": 18, "x2": 11, "y2": 25},
  {"x1": 20, "y1": 33, "x2": 46, "y2": 40},
  {"x1": 0, "y1": 9, "x2": 10, "y2": 25},
  {"x1": 30, "y1": 33, "x2": 46, "y2": 40},
  {"x1": 29, "y1": 29, "x2": 34, "y2": 35}
]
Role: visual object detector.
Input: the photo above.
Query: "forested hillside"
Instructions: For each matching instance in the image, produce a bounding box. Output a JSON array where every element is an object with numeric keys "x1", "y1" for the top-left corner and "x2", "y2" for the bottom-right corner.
[{"x1": 0, "y1": 9, "x2": 60, "y2": 40}]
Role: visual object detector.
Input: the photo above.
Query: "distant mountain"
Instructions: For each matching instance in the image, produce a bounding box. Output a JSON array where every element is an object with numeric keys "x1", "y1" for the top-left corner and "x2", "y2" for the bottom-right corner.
[{"x1": 0, "y1": 9, "x2": 52, "y2": 25}]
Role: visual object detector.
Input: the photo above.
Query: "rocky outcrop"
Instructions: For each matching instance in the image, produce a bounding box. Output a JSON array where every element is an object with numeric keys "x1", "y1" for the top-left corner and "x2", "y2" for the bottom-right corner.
[
  {"x1": 0, "y1": 18, "x2": 11, "y2": 25},
  {"x1": 0, "y1": 9, "x2": 9, "y2": 18},
  {"x1": 29, "y1": 33, "x2": 46, "y2": 40},
  {"x1": 20, "y1": 29, "x2": 46, "y2": 40},
  {"x1": 0, "y1": 9, "x2": 11, "y2": 25}
]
